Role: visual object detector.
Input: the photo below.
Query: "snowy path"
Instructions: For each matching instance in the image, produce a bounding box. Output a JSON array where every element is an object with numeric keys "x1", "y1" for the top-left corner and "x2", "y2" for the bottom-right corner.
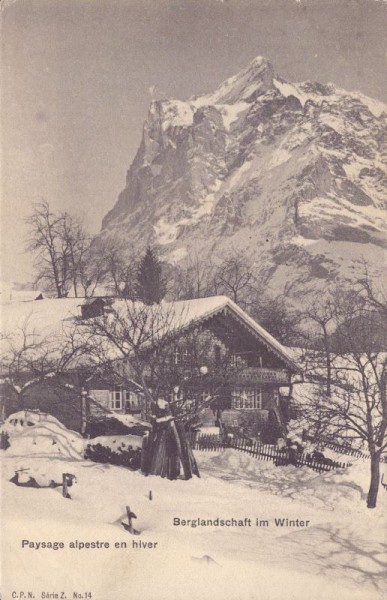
[{"x1": 1, "y1": 450, "x2": 386, "y2": 600}]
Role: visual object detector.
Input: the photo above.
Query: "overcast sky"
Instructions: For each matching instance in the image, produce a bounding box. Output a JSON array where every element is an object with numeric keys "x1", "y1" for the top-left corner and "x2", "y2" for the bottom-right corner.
[{"x1": 1, "y1": 0, "x2": 386, "y2": 283}]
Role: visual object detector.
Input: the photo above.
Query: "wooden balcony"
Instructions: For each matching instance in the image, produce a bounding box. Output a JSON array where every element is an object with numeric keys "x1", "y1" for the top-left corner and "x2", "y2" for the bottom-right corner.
[{"x1": 235, "y1": 367, "x2": 289, "y2": 385}]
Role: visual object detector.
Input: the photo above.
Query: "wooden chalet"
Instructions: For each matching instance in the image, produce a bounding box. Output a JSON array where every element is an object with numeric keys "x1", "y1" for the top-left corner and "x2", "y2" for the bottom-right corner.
[{"x1": 0, "y1": 296, "x2": 302, "y2": 441}]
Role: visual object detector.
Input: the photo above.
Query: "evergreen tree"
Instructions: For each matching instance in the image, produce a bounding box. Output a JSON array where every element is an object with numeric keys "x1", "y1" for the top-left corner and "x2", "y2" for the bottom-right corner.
[{"x1": 136, "y1": 246, "x2": 166, "y2": 304}]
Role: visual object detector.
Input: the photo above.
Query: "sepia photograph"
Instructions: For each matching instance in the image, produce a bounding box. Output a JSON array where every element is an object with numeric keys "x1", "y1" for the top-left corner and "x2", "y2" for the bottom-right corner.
[{"x1": 1, "y1": 1, "x2": 386, "y2": 599}]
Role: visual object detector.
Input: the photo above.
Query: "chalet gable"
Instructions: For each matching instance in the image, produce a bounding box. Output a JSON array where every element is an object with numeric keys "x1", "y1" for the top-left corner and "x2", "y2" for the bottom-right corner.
[{"x1": 163, "y1": 297, "x2": 301, "y2": 374}]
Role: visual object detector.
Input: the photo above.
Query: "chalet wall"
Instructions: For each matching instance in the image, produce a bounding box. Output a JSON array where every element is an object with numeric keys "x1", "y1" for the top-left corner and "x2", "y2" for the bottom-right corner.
[
  {"x1": 171, "y1": 326, "x2": 289, "y2": 375},
  {"x1": 2, "y1": 382, "x2": 82, "y2": 432}
]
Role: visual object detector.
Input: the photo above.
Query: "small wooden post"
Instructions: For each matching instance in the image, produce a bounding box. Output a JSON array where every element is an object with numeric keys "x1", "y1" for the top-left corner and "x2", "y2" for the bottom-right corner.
[
  {"x1": 149, "y1": 490, "x2": 153, "y2": 501},
  {"x1": 126, "y1": 506, "x2": 135, "y2": 533},
  {"x1": 62, "y1": 473, "x2": 75, "y2": 498},
  {"x1": 122, "y1": 505, "x2": 139, "y2": 535},
  {"x1": 62, "y1": 474, "x2": 70, "y2": 499}
]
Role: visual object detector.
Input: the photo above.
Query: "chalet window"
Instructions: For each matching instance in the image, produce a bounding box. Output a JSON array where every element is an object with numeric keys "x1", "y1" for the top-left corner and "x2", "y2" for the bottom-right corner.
[
  {"x1": 174, "y1": 347, "x2": 191, "y2": 365},
  {"x1": 125, "y1": 390, "x2": 138, "y2": 411},
  {"x1": 110, "y1": 385, "x2": 124, "y2": 410},
  {"x1": 232, "y1": 388, "x2": 262, "y2": 409},
  {"x1": 128, "y1": 391, "x2": 138, "y2": 405},
  {"x1": 231, "y1": 353, "x2": 245, "y2": 368},
  {"x1": 200, "y1": 390, "x2": 211, "y2": 403}
]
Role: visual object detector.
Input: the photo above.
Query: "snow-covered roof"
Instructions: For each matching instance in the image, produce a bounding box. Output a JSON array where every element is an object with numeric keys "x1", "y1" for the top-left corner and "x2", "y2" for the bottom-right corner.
[
  {"x1": 0, "y1": 295, "x2": 300, "y2": 372},
  {"x1": 0, "y1": 284, "x2": 43, "y2": 304},
  {"x1": 0, "y1": 297, "x2": 82, "y2": 340},
  {"x1": 161, "y1": 296, "x2": 300, "y2": 370}
]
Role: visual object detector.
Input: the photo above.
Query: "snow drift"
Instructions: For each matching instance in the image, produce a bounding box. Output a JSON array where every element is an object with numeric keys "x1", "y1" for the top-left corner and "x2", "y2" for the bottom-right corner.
[{"x1": 2, "y1": 410, "x2": 85, "y2": 460}]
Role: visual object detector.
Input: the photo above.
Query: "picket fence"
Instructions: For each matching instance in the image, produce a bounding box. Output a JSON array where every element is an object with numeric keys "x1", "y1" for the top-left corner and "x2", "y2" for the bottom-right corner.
[
  {"x1": 194, "y1": 434, "x2": 351, "y2": 474},
  {"x1": 322, "y1": 441, "x2": 369, "y2": 459},
  {"x1": 321, "y1": 441, "x2": 387, "y2": 463}
]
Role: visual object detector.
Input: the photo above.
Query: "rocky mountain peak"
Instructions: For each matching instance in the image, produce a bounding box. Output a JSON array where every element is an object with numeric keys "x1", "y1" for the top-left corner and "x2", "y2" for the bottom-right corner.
[
  {"x1": 100, "y1": 57, "x2": 387, "y2": 304},
  {"x1": 202, "y1": 55, "x2": 275, "y2": 105}
]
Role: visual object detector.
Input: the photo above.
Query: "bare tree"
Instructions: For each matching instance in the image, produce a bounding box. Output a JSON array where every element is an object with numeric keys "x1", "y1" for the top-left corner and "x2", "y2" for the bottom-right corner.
[
  {"x1": 88, "y1": 237, "x2": 138, "y2": 298},
  {"x1": 213, "y1": 250, "x2": 256, "y2": 306},
  {"x1": 0, "y1": 318, "x2": 94, "y2": 407},
  {"x1": 167, "y1": 252, "x2": 217, "y2": 301},
  {"x1": 297, "y1": 292, "x2": 339, "y2": 396},
  {"x1": 334, "y1": 283, "x2": 386, "y2": 508},
  {"x1": 294, "y1": 281, "x2": 387, "y2": 508},
  {"x1": 26, "y1": 201, "x2": 68, "y2": 297},
  {"x1": 75, "y1": 237, "x2": 112, "y2": 298},
  {"x1": 77, "y1": 242, "x2": 105, "y2": 298},
  {"x1": 168, "y1": 251, "x2": 299, "y2": 345},
  {"x1": 356, "y1": 260, "x2": 387, "y2": 318},
  {"x1": 61, "y1": 214, "x2": 91, "y2": 298},
  {"x1": 26, "y1": 201, "x2": 91, "y2": 298},
  {"x1": 79, "y1": 301, "x2": 222, "y2": 411},
  {"x1": 249, "y1": 293, "x2": 301, "y2": 345}
]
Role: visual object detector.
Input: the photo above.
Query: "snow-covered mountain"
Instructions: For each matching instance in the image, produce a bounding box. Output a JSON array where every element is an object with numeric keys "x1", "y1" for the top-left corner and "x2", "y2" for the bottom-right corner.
[{"x1": 101, "y1": 56, "x2": 387, "y2": 299}]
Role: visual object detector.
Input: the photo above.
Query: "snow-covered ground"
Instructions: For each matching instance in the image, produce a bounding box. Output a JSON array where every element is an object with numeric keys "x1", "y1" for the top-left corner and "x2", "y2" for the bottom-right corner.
[{"x1": 1, "y1": 447, "x2": 386, "y2": 600}]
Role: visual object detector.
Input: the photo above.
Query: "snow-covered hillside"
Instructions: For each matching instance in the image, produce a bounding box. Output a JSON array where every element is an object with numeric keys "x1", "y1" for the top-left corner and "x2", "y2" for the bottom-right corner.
[
  {"x1": 2, "y1": 449, "x2": 386, "y2": 600},
  {"x1": 100, "y1": 56, "x2": 386, "y2": 302}
]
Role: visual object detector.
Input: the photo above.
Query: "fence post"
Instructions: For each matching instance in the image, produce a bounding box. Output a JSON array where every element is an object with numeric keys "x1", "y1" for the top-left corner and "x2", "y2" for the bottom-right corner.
[
  {"x1": 122, "y1": 505, "x2": 139, "y2": 535},
  {"x1": 62, "y1": 474, "x2": 68, "y2": 498},
  {"x1": 62, "y1": 473, "x2": 73, "y2": 499}
]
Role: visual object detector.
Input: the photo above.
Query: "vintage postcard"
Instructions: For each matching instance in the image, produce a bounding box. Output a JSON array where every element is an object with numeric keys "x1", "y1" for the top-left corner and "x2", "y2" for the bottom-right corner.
[{"x1": 1, "y1": 1, "x2": 386, "y2": 599}]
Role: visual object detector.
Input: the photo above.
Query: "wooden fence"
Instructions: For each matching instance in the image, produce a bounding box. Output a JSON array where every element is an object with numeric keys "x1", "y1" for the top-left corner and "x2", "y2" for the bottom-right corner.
[
  {"x1": 195, "y1": 434, "x2": 225, "y2": 451},
  {"x1": 317, "y1": 440, "x2": 387, "y2": 463},
  {"x1": 194, "y1": 434, "x2": 350, "y2": 474},
  {"x1": 322, "y1": 441, "x2": 370, "y2": 459}
]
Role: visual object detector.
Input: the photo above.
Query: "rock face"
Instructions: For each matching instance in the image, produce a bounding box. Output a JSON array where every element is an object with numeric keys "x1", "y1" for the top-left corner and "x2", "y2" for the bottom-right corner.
[{"x1": 101, "y1": 56, "x2": 387, "y2": 299}]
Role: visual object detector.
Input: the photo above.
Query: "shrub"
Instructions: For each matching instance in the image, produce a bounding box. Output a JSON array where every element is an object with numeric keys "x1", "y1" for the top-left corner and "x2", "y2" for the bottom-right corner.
[
  {"x1": 84, "y1": 442, "x2": 141, "y2": 470},
  {"x1": 85, "y1": 416, "x2": 148, "y2": 438}
]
